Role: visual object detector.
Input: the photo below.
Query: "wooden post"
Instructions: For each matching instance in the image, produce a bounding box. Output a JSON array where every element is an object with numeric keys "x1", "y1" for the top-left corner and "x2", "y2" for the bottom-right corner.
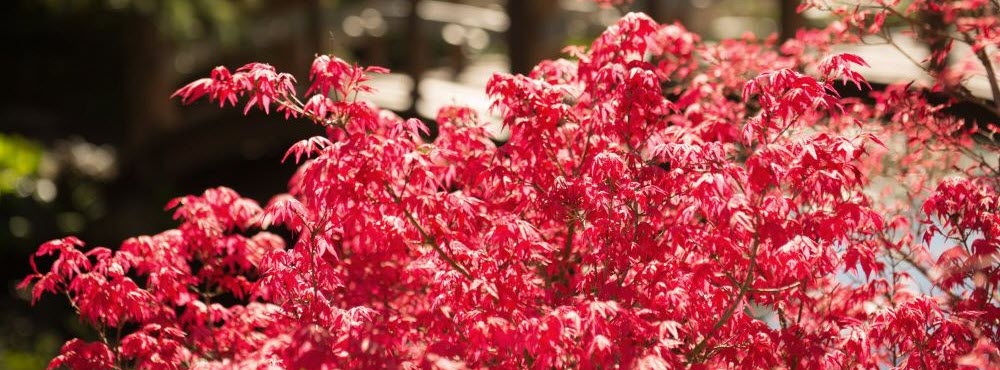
[
  {"x1": 779, "y1": 0, "x2": 804, "y2": 41},
  {"x1": 405, "y1": 0, "x2": 425, "y2": 117},
  {"x1": 506, "y1": 0, "x2": 561, "y2": 75}
]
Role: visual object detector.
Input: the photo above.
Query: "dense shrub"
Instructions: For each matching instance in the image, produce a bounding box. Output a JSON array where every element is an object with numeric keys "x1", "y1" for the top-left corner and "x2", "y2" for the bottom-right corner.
[{"x1": 22, "y1": 1, "x2": 1000, "y2": 368}]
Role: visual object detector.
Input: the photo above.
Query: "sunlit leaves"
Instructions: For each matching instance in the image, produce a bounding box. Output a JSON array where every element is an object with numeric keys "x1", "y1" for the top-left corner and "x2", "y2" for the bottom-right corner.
[{"x1": 23, "y1": 1, "x2": 1000, "y2": 368}]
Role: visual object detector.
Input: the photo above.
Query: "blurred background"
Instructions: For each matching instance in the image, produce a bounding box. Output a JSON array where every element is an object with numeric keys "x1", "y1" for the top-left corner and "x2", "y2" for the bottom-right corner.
[{"x1": 0, "y1": 0, "x2": 830, "y2": 367}]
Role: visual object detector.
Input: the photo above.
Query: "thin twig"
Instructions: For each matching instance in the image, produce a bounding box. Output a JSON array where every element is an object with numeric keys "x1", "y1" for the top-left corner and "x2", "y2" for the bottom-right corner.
[
  {"x1": 963, "y1": 32, "x2": 1000, "y2": 112},
  {"x1": 689, "y1": 236, "x2": 760, "y2": 363},
  {"x1": 384, "y1": 183, "x2": 473, "y2": 279}
]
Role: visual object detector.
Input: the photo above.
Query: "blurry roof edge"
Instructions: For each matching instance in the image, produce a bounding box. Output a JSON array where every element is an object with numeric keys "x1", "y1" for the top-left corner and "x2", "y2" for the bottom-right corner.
[{"x1": 835, "y1": 31, "x2": 998, "y2": 101}]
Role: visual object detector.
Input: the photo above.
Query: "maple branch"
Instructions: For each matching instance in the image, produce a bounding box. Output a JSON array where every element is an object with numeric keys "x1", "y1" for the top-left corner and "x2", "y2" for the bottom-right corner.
[
  {"x1": 278, "y1": 96, "x2": 351, "y2": 134},
  {"x1": 384, "y1": 183, "x2": 473, "y2": 280},
  {"x1": 574, "y1": 125, "x2": 595, "y2": 176},
  {"x1": 750, "y1": 281, "x2": 801, "y2": 294},
  {"x1": 877, "y1": 10, "x2": 1000, "y2": 116},
  {"x1": 958, "y1": 146, "x2": 1000, "y2": 176},
  {"x1": 561, "y1": 218, "x2": 576, "y2": 266},
  {"x1": 689, "y1": 236, "x2": 759, "y2": 363},
  {"x1": 963, "y1": 32, "x2": 1000, "y2": 112},
  {"x1": 201, "y1": 286, "x2": 223, "y2": 359},
  {"x1": 65, "y1": 291, "x2": 123, "y2": 370},
  {"x1": 878, "y1": 232, "x2": 962, "y2": 302}
]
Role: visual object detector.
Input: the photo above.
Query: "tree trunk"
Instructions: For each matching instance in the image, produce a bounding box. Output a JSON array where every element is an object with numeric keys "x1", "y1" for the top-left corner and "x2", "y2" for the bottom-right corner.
[
  {"x1": 405, "y1": 0, "x2": 425, "y2": 117},
  {"x1": 506, "y1": 0, "x2": 561, "y2": 75},
  {"x1": 779, "y1": 0, "x2": 804, "y2": 41},
  {"x1": 646, "y1": 0, "x2": 690, "y2": 25}
]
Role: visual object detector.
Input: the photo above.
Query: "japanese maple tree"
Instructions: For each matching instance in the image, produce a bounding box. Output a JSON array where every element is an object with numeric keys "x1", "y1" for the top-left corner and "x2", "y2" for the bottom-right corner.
[{"x1": 21, "y1": 0, "x2": 1000, "y2": 368}]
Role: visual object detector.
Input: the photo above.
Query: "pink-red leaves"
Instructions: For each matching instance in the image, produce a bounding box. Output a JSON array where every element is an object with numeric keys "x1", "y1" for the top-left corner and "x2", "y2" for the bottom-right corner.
[
  {"x1": 284, "y1": 136, "x2": 333, "y2": 164},
  {"x1": 172, "y1": 63, "x2": 297, "y2": 116},
  {"x1": 818, "y1": 53, "x2": 871, "y2": 90},
  {"x1": 171, "y1": 66, "x2": 242, "y2": 107},
  {"x1": 47, "y1": 339, "x2": 115, "y2": 370},
  {"x1": 259, "y1": 194, "x2": 308, "y2": 230},
  {"x1": 20, "y1": 236, "x2": 88, "y2": 303},
  {"x1": 27, "y1": 3, "x2": 1000, "y2": 369},
  {"x1": 120, "y1": 324, "x2": 191, "y2": 370},
  {"x1": 308, "y1": 54, "x2": 388, "y2": 97}
]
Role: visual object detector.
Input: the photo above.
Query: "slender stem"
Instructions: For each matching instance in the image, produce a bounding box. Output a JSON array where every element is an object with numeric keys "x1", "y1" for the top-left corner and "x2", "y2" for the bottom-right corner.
[
  {"x1": 384, "y1": 183, "x2": 473, "y2": 279},
  {"x1": 963, "y1": 32, "x2": 1000, "y2": 112},
  {"x1": 879, "y1": 232, "x2": 962, "y2": 302},
  {"x1": 202, "y1": 287, "x2": 223, "y2": 359},
  {"x1": 876, "y1": 9, "x2": 1000, "y2": 116},
  {"x1": 751, "y1": 281, "x2": 801, "y2": 293},
  {"x1": 561, "y1": 218, "x2": 576, "y2": 265},
  {"x1": 689, "y1": 236, "x2": 760, "y2": 363}
]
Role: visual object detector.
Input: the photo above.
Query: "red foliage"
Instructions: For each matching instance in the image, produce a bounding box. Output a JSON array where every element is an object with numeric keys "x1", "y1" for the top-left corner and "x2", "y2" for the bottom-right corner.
[{"x1": 24, "y1": 1, "x2": 1000, "y2": 369}]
